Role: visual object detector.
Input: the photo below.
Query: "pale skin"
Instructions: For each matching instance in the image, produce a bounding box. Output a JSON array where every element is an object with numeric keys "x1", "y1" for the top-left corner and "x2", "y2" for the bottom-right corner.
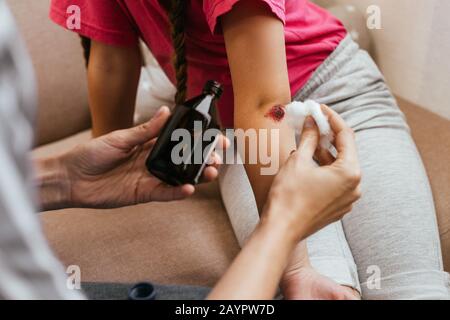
[
  {"x1": 35, "y1": 105, "x2": 361, "y2": 300},
  {"x1": 82, "y1": 0, "x2": 360, "y2": 299}
]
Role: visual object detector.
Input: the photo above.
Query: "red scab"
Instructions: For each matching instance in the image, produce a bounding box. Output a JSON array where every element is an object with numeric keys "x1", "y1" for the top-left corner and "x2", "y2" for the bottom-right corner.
[{"x1": 264, "y1": 105, "x2": 286, "y2": 122}]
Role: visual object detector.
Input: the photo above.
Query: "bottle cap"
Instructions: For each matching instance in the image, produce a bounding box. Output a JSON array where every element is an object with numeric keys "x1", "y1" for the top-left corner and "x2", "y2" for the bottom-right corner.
[{"x1": 203, "y1": 80, "x2": 223, "y2": 98}]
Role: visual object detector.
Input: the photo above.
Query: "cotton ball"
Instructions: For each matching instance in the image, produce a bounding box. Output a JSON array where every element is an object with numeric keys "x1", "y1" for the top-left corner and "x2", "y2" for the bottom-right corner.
[
  {"x1": 285, "y1": 101, "x2": 308, "y2": 133},
  {"x1": 286, "y1": 100, "x2": 334, "y2": 151},
  {"x1": 304, "y1": 101, "x2": 329, "y2": 135},
  {"x1": 305, "y1": 100, "x2": 334, "y2": 150}
]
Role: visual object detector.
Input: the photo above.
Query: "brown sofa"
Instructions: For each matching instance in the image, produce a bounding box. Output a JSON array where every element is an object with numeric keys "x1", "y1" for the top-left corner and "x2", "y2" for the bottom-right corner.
[{"x1": 9, "y1": 0, "x2": 449, "y2": 288}]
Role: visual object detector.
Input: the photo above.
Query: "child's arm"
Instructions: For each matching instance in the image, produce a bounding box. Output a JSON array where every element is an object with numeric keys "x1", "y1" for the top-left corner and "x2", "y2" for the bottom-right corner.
[
  {"x1": 222, "y1": 0, "x2": 312, "y2": 279},
  {"x1": 87, "y1": 40, "x2": 141, "y2": 137},
  {"x1": 208, "y1": 108, "x2": 362, "y2": 299},
  {"x1": 222, "y1": 1, "x2": 295, "y2": 216}
]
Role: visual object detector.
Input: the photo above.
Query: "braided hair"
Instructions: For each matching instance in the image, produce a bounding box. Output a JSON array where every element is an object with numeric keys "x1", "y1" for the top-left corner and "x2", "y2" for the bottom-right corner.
[
  {"x1": 80, "y1": 0, "x2": 188, "y2": 105},
  {"x1": 80, "y1": 36, "x2": 91, "y2": 67},
  {"x1": 163, "y1": 0, "x2": 188, "y2": 105}
]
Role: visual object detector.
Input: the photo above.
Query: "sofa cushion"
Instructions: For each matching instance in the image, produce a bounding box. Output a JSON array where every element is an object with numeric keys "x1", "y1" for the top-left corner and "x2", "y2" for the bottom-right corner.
[
  {"x1": 7, "y1": 0, "x2": 91, "y2": 146},
  {"x1": 36, "y1": 99, "x2": 450, "y2": 286},
  {"x1": 40, "y1": 182, "x2": 239, "y2": 286}
]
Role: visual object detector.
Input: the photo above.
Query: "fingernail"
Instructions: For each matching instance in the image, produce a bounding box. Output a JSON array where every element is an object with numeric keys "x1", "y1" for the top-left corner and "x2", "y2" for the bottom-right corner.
[
  {"x1": 304, "y1": 117, "x2": 315, "y2": 129},
  {"x1": 154, "y1": 106, "x2": 166, "y2": 118}
]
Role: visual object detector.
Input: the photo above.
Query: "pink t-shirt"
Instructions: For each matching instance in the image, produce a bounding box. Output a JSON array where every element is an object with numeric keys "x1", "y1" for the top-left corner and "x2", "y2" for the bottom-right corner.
[{"x1": 50, "y1": 0, "x2": 346, "y2": 127}]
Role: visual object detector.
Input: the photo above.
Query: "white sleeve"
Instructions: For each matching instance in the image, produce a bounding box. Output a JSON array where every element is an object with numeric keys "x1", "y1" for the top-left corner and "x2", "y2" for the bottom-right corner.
[{"x1": 0, "y1": 0, "x2": 84, "y2": 300}]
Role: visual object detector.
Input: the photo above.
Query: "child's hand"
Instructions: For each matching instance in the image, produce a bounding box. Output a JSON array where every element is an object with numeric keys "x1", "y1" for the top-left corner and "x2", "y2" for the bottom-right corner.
[{"x1": 263, "y1": 105, "x2": 362, "y2": 243}]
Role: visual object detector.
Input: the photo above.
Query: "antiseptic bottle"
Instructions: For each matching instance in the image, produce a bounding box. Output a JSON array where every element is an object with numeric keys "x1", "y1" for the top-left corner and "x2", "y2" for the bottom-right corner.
[{"x1": 146, "y1": 80, "x2": 223, "y2": 185}]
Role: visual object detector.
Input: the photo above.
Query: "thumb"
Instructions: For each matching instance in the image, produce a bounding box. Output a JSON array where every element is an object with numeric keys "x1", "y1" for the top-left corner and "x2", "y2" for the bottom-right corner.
[
  {"x1": 112, "y1": 106, "x2": 171, "y2": 149},
  {"x1": 297, "y1": 117, "x2": 319, "y2": 159}
]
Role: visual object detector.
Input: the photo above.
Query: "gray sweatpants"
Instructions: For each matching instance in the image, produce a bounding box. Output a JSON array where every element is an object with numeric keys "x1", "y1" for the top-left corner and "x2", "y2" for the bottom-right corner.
[{"x1": 219, "y1": 35, "x2": 450, "y2": 300}]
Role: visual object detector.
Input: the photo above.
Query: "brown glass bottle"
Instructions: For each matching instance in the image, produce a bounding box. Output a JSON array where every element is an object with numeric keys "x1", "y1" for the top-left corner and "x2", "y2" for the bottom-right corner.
[{"x1": 146, "y1": 80, "x2": 223, "y2": 186}]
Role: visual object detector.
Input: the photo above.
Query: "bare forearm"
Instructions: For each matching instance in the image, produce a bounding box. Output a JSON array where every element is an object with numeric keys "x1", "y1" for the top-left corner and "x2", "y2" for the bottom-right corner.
[
  {"x1": 223, "y1": 0, "x2": 294, "y2": 211},
  {"x1": 235, "y1": 104, "x2": 294, "y2": 212},
  {"x1": 208, "y1": 213, "x2": 298, "y2": 300},
  {"x1": 223, "y1": 0, "x2": 311, "y2": 277},
  {"x1": 235, "y1": 103, "x2": 311, "y2": 272},
  {"x1": 88, "y1": 41, "x2": 141, "y2": 137}
]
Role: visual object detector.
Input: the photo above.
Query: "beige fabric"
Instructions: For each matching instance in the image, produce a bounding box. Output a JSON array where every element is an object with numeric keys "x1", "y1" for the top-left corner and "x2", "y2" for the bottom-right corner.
[
  {"x1": 399, "y1": 98, "x2": 450, "y2": 269},
  {"x1": 40, "y1": 183, "x2": 239, "y2": 286},
  {"x1": 7, "y1": 0, "x2": 90, "y2": 146}
]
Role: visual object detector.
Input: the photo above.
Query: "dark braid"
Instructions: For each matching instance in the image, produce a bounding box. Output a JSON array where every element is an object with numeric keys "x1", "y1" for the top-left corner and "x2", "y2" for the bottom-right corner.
[
  {"x1": 80, "y1": 36, "x2": 91, "y2": 67},
  {"x1": 160, "y1": 0, "x2": 188, "y2": 104}
]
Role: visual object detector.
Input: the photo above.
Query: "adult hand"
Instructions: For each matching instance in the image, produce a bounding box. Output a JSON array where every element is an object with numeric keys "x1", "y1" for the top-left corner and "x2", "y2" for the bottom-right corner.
[
  {"x1": 263, "y1": 105, "x2": 362, "y2": 243},
  {"x1": 60, "y1": 106, "x2": 228, "y2": 209}
]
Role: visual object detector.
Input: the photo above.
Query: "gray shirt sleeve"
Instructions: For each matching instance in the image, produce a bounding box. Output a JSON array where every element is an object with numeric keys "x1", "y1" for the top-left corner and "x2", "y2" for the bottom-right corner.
[{"x1": 0, "y1": 0, "x2": 83, "y2": 299}]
